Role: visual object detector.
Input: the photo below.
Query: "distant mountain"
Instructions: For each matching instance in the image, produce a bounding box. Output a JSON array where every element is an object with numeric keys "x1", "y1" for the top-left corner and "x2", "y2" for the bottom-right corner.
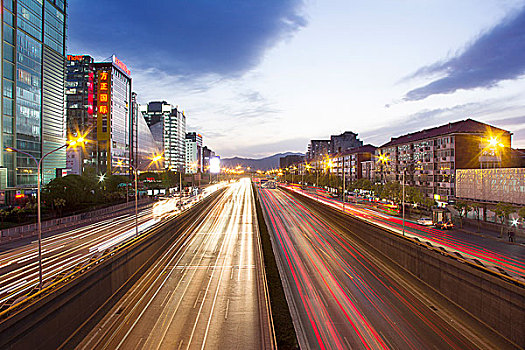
[{"x1": 221, "y1": 152, "x2": 303, "y2": 171}]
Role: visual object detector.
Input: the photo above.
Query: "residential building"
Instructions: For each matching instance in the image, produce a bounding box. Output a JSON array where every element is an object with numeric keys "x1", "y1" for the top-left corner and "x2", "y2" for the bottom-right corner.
[
  {"x1": 0, "y1": 0, "x2": 68, "y2": 203},
  {"x1": 140, "y1": 101, "x2": 186, "y2": 171},
  {"x1": 185, "y1": 132, "x2": 203, "y2": 173},
  {"x1": 376, "y1": 118, "x2": 513, "y2": 205},
  {"x1": 307, "y1": 140, "x2": 330, "y2": 160},
  {"x1": 332, "y1": 144, "x2": 376, "y2": 183},
  {"x1": 330, "y1": 131, "x2": 363, "y2": 154},
  {"x1": 279, "y1": 154, "x2": 304, "y2": 169}
]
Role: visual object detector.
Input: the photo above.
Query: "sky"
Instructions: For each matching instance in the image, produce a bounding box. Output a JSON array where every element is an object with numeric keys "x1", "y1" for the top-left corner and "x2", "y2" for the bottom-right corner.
[{"x1": 68, "y1": 0, "x2": 525, "y2": 158}]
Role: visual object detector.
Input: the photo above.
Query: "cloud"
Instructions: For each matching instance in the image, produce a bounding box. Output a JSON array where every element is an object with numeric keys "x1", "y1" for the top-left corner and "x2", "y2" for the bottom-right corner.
[
  {"x1": 362, "y1": 98, "x2": 525, "y2": 147},
  {"x1": 403, "y1": 6, "x2": 525, "y2": 101},
  {"x1": 68, "y1": 1, "x2": 307, "y2": 78}
]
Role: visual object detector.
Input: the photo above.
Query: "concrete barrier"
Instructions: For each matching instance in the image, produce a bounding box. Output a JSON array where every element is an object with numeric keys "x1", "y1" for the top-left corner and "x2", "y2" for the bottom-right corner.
[
  {"x1": 0, "y1": 190, "x2": 224, "y2": 349},
  {"x1": 286, "y1": 188, "x2": 524, "y2": 348}
]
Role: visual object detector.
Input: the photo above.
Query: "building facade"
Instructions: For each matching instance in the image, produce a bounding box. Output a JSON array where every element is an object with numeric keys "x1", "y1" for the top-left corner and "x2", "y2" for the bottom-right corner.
[
  {"x1": 185, "y1": 132, "x2": 202, "y2": 173},
  {"x1": 331, "y1": 144, "x2": 376, "y2": 183},
  {"x1": 65, "y1": 55, "x2": 95, "y2": 175},
  {"x1": 330, "y1": 131, "x2": 363, "y2": 154},
  {"x1": 141, "y1": 101, "x2": 186, "y2": 171},
  {"x1": 0, "y1": 0, "x2": 67, "y2": 202},
  {"x1": 93, "y1": 56, "x2": 132, "y2": 176},
  {"x1": 376, "y1": 119, "x2": 513, "y2": 204},
  {"x1": 202, "y1": 146, "x2": 215, "y2": 172},
  {"x1": 279, "y1": 154, "x2": 304, "y2": 169},
  {"x1": 307, "y1": 140, "x2": 330, "y2": 160}
]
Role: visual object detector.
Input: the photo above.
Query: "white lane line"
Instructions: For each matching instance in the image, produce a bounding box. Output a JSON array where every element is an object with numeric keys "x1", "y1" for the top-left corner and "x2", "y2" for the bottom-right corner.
[{"x1": 0, "y1": 279, "x2": 27, "y2": 295}]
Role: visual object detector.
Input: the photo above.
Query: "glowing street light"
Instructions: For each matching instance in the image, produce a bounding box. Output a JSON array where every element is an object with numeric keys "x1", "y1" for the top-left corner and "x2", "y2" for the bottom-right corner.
[{"x1": 6, "y1": 135, "x2": 86, "y2": 290}]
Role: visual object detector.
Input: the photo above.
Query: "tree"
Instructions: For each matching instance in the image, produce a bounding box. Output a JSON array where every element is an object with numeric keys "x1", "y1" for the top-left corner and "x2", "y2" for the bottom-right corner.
[
  {"x1": 494, "y1": 202, "x2": 515, "y2": 238},
  {"x1": 454, "y1": 200, "x2": 472, "y2": 229},
  {"x1": 470, "y1": 202, "x2": 482, "y2": 232},
  {"x1": 518, "y1": 207, "x2": 525, "y2": 222}
]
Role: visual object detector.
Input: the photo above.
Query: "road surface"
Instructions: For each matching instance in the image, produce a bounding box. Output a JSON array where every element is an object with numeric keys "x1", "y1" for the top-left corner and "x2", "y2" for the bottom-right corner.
[
  {"x1": 258, "y1": 187, "x2": 510, "y2": 349},
  {"x1": 0, "y1": 185, "x2": 223, "y2": 309},
  {"x1": 286, "y1": 184, "x2": 525, "y2": 280},
  {"x1": 78, "y1": 178, "x2": 274, "y2": 350}
]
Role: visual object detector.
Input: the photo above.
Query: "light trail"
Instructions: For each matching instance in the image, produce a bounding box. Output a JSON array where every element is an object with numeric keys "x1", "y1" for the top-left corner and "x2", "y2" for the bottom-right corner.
[{"x1": 258, "y1": 187, "x2": 500, "y2": 349}]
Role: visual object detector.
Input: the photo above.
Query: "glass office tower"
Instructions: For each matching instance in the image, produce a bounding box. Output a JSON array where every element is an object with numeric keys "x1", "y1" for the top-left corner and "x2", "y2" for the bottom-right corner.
[{"x1": 1, "y1": 0, "x2": 67, "y2": 202}]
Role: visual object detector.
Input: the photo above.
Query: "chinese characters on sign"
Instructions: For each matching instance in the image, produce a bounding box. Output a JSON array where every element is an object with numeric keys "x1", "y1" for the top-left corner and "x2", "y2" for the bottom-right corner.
[{"x1": 97, "y1": 70, "x2": 111, "y2": 136}]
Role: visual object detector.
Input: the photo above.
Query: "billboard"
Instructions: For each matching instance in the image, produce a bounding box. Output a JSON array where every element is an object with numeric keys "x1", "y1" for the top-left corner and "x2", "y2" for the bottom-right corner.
[
  {"x1": 210, "y1": 157, "x2": 220, "y2": 174},
  {"x1": 456, "y1": 168, "x2": 525, "y2": 205}
]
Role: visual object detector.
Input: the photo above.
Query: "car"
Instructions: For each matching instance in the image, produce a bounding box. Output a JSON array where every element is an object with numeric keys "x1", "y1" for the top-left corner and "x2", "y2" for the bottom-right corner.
[
  {"x1": 436, "y1": 221, "x2": 454, "y2": 230},
  {"x1": 417, "y1": 217, "x2": 433, "y2": 226}
]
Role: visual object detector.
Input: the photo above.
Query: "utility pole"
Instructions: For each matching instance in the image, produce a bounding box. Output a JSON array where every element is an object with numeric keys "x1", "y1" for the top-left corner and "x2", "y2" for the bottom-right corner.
[{"x1": 402, "y1": 169, "x2": 405, "y2": 236}]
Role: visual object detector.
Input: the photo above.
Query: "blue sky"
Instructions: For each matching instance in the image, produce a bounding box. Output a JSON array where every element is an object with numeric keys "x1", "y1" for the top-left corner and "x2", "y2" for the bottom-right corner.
[{"x1": 68, "y1": 0, "x2": 525, "y2": 157}]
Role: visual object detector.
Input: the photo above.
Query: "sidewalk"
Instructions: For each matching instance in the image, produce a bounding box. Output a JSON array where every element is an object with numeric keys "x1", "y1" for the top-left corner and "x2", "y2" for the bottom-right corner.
[{"x1": 325, "y1": 190, "x2": 525, "y2": 247}]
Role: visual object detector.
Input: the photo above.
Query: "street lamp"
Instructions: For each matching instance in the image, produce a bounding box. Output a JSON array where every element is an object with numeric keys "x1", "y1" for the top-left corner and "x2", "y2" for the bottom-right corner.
[{"x1": 6, "y1": 135, "x2": 86, "y2": 290}]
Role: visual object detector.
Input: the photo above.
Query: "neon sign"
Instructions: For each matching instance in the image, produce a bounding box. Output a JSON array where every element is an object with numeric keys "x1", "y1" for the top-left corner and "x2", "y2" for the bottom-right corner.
[{"x1": 112, "y1": 55, "x2": 131, "y2": 76}]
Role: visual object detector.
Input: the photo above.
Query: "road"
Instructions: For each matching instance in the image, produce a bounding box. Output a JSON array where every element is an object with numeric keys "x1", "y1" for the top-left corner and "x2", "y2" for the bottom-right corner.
[
  {"x1": 0, "y1": 185, "x2": 223, "y2": 309},
  {"x1": 78, "y1": 178, "x2": 274, "y2": 350},
  {"x1": 285, "y1": 185, "x2": 525, "y2": 280},
  {"x1": 258, "y1": 187, "x2": 509, "y2": 349}
]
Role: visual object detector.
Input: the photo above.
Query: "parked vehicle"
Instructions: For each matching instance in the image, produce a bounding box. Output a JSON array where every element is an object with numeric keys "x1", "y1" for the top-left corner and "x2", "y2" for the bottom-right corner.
[
  {"x1": 417, "y1": 217, "x2": 433, "y2": 226},
  {"x1": 436, "y1": 221, "x2": 454, "y2": 230}
]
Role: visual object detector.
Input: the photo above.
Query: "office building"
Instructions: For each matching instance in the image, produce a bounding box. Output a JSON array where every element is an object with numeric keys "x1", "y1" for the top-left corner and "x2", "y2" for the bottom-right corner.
[
  {"x1": 0, "y1": 0, "x2": 67, "y2": 202},
  {"x1": 141, "y1": 101, "x2": 186, "y2": 171},
  {"x1": 92, "y1": 56, "x2": 132, "y2": 176},
  {"x1": 185, "y1": 132, "x2": 203, "y2": 173},
  {"x1": 202, "y1": 146, "x2": 215, "y2": 171},
  {"x1": 65, "y1": 55, "x2": 95, "y2": 175}
]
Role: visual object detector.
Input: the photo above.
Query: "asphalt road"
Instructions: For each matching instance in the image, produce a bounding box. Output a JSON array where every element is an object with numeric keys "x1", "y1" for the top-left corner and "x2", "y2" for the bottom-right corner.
[
  {"x1": 286, "y1": 185, "x2": 525, "y2": 280},
  {"x1": 0, "y1": 186, "x2": 223, "y2": 309},
  {"x1": 258, "y1": 187, "x2": 511, "y2": 350},
  {"x1": 78, "y1": 178, "x2": 274, "y2": 350}
]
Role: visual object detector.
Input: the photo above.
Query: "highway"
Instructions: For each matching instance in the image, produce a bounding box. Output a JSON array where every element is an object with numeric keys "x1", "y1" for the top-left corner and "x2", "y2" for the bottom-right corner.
[
  {"x1": 258, "y1": 187, "x2": 509, "y2": 349},
  {"x1": 0, "y1": 185, "x2": 224, "y2": 310},
  {"x1": 78, "y1": 178, "x2": 274, "y2": 350},
  {"x1": 285, "y1": 185, "x2": 525, "y2": 280}
]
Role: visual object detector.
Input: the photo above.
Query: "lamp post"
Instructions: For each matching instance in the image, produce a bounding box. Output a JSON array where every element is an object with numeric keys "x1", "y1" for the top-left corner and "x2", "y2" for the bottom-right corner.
[
  {"x1": 342, "y1": 155, "x2": 346, "y2": 211},
  {"x1": 7, "y1": 136, "x2": 85, "y2": 290}
]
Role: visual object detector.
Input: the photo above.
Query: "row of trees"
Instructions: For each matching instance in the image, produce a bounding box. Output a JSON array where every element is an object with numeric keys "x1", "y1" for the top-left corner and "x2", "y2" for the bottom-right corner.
[
  {"x1": 347, "y1": 178, "x2": 435, "y2": 209},
  {"x1": 454, "y1": 200, "x2": 525, "y2": 234}
]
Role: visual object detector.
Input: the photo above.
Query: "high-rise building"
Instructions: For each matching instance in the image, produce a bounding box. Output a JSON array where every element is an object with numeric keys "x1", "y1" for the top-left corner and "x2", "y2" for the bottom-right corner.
[
  {"x1": 202, "y1": 146, "x2": 215, "y2": 171},
  {"x1": 65, "y1": 55, "x2": 95, "y2": 175},
  {"x1": 185, "y1": 132, "x2": 203, "y2": 173},
  {"x1": 330, "y1": 131, "x2": 363, "y2": 154},
  {"x1": 141, "y1": 101, "x2": 186, "y2": 171},
  {"x1": 0, "y1": 0, "x2": 67, "y2": 202},
  {"x1": 307, "y1": 140, "x2": 330, "y2": 160},
  {"x1": 93, "y1": 56, "x2": 132, "y2": 176}
]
